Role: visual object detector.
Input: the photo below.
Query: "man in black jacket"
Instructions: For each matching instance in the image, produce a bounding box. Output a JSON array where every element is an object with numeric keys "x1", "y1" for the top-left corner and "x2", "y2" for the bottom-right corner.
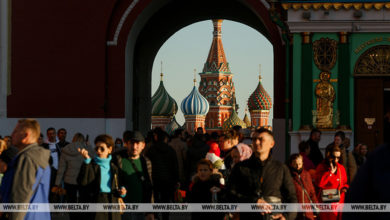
[
  {"x1": 227, "y1": 128, "x2": 297, "y2": 220},
  {"x1": 113, "y1": 130, "x2": 154, "y2": 220},
  {"x1": 307, "y1": 128, "x2": 323, "y2": 166}
]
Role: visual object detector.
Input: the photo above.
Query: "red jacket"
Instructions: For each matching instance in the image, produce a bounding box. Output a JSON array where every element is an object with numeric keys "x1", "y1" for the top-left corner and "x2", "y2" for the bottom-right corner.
[
  {"x1": 315, "y1": 162, "x2": 349, "y2": 220},
  {"x1": 291, "y1": 169, "x2": 318, "y2": 220}
]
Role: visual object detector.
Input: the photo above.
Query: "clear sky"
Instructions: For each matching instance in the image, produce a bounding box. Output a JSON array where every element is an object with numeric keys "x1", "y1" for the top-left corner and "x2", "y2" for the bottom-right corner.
[{"x1": 152, "y1": 20, "x2": 274, "y2": 126}]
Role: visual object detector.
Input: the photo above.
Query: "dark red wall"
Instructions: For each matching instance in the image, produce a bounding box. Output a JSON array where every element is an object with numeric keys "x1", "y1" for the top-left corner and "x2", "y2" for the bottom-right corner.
[{"x1": 8, "y1": 0, "x2": 121, "y2": 117}]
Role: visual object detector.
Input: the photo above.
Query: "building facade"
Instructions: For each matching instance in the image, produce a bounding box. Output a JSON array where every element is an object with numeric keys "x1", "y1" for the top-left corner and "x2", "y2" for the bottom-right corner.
[{"x1": 198, "y1": 19, "x2": 236, "y2": 132}]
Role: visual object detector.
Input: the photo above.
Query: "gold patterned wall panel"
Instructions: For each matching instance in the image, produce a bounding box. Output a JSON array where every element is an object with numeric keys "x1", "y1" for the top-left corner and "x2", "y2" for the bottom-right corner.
[
  {"x1": 313, "y1": 38, "x2": 338, "y2": 71},
  {"x1": 354, "y1": 45, "x2": 390, "y2": 76}
]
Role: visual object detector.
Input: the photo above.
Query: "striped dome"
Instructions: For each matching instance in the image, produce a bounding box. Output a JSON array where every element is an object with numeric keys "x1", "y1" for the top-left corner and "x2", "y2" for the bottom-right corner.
[
  {"x1": 151, "y1": 81, "x2": 178, "y2": 116},
  {"x1": 165, "y1": 116, "x2": 181, "y2": 135},
  {"x1": 181, "y1": 86, "x2": 210, "y2": 116},
  {"x1": 222, "y1": 109, "x2": 247, "y2": 130},
  {"x1": 247, "y1": 80, "x2": 272, "y2": 111}
]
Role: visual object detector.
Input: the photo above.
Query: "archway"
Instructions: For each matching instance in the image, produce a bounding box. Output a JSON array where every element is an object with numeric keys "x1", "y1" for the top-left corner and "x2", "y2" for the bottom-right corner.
[{"x1": 105, "y1": 0, "x2": 287, "y2": 141}]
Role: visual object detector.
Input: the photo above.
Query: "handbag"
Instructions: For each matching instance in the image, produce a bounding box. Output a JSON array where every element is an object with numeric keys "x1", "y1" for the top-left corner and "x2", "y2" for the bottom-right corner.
[{"x1": 321, "y1": 168, "x2": 341, "y2": 203}]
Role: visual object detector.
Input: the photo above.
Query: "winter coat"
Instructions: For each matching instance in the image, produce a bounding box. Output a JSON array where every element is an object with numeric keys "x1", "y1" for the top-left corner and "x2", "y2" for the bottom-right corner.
[
  {"x1": 0, "y1": 143, "x2": 51, "y2": 220},
  {"x1": 146, "y1": 142, "x2": 179, "y2": 193},
  {"x1": 187, "y1": 177, "x2": 224, "y2": 220},
  {"x1": 226, "y1": 154, "x2": 297, "y2": 220},
  {"x1": 112, "y1": 149, "x2": 153, "y2": 203},
  {"x1": 290, "y1": 169, "x2": 318, "y2": 220},
  {"x1": 315, "y1": 162, "x2": 348, "y2": 220},
  {"x1": 77, "y1": 157, "x2": 122, "y2": 220},
  {"x1": 55, "y1": 142, "x2": 94, "y2": 185}
]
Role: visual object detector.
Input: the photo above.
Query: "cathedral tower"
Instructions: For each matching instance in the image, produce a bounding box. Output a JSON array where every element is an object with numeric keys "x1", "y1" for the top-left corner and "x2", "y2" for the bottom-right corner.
[{"x1": 199, "y1": 19, "x2": 236, "y2": 132}]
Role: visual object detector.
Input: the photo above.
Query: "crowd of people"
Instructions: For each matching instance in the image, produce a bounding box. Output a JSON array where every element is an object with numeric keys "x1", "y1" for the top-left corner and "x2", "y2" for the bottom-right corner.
[{"x1": 0, "y1": 119, "x2": 381, "y2": 220}]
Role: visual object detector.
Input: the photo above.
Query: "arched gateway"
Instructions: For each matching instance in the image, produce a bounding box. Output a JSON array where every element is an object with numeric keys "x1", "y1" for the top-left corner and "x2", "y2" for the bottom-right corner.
[{"x1": 105, "y1": 0, "x2": 289, "y2": 156}]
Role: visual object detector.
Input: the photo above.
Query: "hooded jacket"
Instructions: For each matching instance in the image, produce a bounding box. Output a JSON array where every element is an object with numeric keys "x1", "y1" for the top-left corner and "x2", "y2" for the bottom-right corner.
[
  {"x1": 55, "y1": 142, "x2": 95, "y2": 185},
  {"x1": 0, "y1": 143, "x2": 51, "y2": 220}
]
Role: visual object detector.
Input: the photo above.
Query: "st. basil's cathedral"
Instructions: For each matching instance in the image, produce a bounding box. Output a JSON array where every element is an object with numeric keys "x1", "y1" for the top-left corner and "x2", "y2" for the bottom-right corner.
[{"x1": 151, "y1": 19, "x2": 273, "y2": 134}]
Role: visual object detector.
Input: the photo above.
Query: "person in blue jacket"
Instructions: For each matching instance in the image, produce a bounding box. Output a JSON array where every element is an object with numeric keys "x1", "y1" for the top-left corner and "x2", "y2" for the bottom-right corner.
[{"x1": 0, "y1": 119, "x2": 51, "y2": 220}]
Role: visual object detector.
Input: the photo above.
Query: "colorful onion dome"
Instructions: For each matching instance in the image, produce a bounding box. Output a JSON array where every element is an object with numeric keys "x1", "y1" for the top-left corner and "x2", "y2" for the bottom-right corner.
[
  {"x1": 181, "y1": 86, "x2": 210, "y2": 116},
  {"x1": 151, "y1": 74, "x2": 178, "y2": 116},
  {"x1": 222, "y1": 108, "x2": 247, "y2": 130},
  {"x1": 165, "y1": 116, "x2": 181, "y2": 135},
  {"x1": 247, "y1": 74, "x2": 272, "y2": 111},
  {"x1": 243, "y1": 111, "x2": 251, "y2": 128}
]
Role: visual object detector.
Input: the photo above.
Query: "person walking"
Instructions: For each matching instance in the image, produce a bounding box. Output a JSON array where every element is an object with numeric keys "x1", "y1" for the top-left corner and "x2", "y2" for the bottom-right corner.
[
  {"x1": 0, "y1": 119, "x2": 51, "y2": 220},
  {"x1": 226, "y1": 128, "x2": 297, "y2": 220},
  {"x1": 77, "y1": 134, "x2": 126, "y2": 220},
  {"x1": 113, "y1": 131, "x2": 154, "y2": 220},
  {"x1": 315, "y1": 145, "x2": 348, "y2": 220},
  {"x1": 187, "y1": 159, "x2": 224, "y2": 220},
  {"x1": 54, "y1": 133, "x2": 94, "y2": 205},
  {"x1": 288, "y1": 154, "x2": 318, "y2": 220},
  {"x1": 307, "y1": 129, "x2": 323, "y2": 167}
]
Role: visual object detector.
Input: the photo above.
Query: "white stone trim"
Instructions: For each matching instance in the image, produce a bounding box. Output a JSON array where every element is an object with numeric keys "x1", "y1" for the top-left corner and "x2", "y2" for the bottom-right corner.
[
  {"x1": 260, "y1": 0, "x2": 270, "y2": 10},
  {"x1": 0, "y1": 0, "x2": 9, "y2": 118},
  {"x1": 107, "y1": 0, "x2": 139, "y2": 46}
]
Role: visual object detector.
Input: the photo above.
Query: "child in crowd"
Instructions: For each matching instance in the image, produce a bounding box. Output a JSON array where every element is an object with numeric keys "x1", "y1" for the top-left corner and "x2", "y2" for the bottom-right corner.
[
  {"x1": 77, "y1": 134, "x2": 126, "y2": 220},
  {"x1": 188, "y1": 159, "x2": 224, "y2": 220}
]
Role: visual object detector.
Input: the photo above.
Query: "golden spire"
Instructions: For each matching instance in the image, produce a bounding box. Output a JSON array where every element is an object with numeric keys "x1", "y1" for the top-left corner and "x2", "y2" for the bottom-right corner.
[
  {"x1": 160, "y1": 61, "x2": 163, "y2": 81},
  {"x1": 193, "y1": 68, "x2": 197, "y2": 86},
  {"x1": 259, "y1": 64, "x2": 262, "y2": 82}
]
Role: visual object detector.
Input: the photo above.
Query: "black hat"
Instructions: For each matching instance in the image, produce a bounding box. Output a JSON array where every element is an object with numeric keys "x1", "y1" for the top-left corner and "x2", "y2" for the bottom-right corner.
[
  {"x1": 0, "y1": 147, "x2": 19, "y2": 164},
  {"x1": 130, "y1": 131, "x2": 145, "y2": 142}
]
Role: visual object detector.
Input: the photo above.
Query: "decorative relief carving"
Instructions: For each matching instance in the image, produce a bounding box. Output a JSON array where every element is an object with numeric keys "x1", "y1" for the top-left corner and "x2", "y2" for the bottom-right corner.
[
  {"x1": 313, "y1": 38, "x2": 338, "y2": 128},
  {"x1": 315, "y1": 72, "x2": 335, "y2": 128},
  {"x1": 354, "y1": 45, "x2": 390, "y2": 76},
  {"x1": 313, "y1": 38, "x2": 338, "y2": 71}
]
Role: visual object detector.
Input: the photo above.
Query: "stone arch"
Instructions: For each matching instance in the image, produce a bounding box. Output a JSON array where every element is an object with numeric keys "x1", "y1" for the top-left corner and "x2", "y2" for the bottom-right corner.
[{"x1": 105, "y1": 0, "x2": 286, "y2": 133}]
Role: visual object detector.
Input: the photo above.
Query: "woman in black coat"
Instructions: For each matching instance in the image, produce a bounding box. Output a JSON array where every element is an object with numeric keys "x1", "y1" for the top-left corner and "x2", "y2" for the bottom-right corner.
[{"x1": 78, "y1": 134, "x2": 126, "y2": 220}]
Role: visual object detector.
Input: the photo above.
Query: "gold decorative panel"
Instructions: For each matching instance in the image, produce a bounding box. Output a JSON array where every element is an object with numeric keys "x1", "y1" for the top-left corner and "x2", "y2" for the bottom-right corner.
[
  {"x1": 354, "y1": 45, "x2": 390, "y2": 76},
  {"x1": 313, "y1": 38, "x2": 338, "y2": 71},
  {"x1": 315, "y1": 71, "x2": 336, "y2": 128}
]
